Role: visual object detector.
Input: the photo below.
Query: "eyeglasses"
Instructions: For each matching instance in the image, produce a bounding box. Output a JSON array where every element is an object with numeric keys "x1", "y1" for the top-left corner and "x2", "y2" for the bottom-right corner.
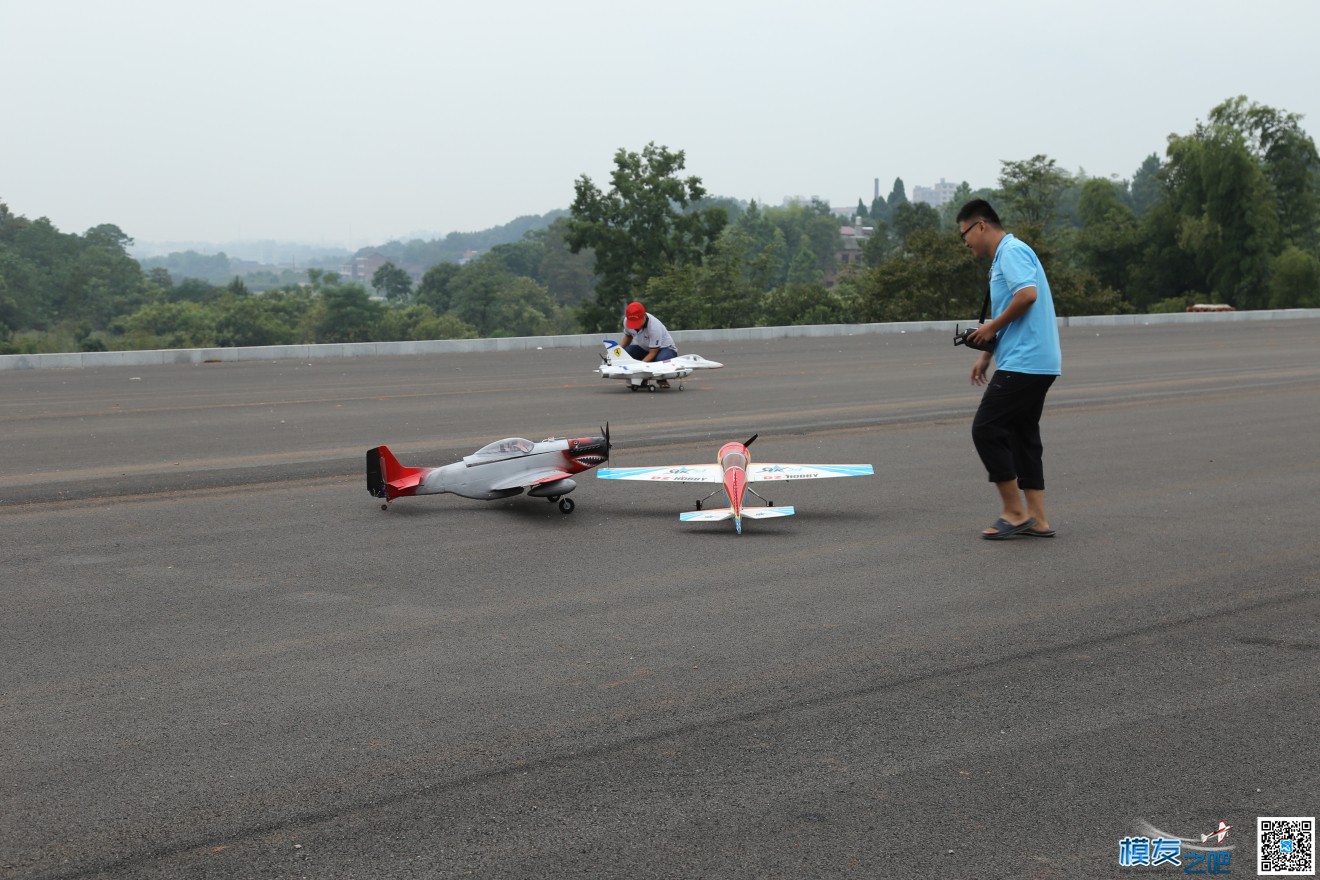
[{"x1": 959, "y1": 219, "x2": 983, "y2": 241}]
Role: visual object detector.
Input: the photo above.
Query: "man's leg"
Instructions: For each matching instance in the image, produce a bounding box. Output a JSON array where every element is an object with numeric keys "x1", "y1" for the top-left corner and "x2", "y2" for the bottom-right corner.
[
  {"x1": 653, "y1": 347, "x2": 678, "y2": 387},
  {"x1": 1023, "y1": 488, "x2": 1050, "y2": 533},
  {"x1": 988, "y1": 480, "x2": 1030, "y2": 530},
  {"x1": 1009, "y1": 375, "x2": 1055, "y2": 532},
  {"x1": 972, "y1": 373, "x2": 1029, "y2": 485},
  {"x1": 973, "y1": 372, "x2": 1040, "y2": 532}
]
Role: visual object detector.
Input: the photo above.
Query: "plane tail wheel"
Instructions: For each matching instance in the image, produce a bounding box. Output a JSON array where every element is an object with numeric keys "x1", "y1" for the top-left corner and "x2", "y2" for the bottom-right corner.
[{"x1": 558, "y1": 497, "x2": 575, "y2": 514}]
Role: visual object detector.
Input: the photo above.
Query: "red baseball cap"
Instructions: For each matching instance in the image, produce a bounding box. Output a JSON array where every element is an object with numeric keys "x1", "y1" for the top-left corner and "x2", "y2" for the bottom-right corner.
[{"x1": 625, "y1": 301, "x2": 646, "y2": 330}]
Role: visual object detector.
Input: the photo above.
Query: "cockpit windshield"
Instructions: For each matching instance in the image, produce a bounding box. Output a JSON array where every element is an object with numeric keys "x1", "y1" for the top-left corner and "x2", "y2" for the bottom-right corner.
[
  {"x1": 472, "y1": 437, "x2": 535, "y2": 458},
  {"x1": 721, "y1": 450, "x2": 748, "y2": 470}
]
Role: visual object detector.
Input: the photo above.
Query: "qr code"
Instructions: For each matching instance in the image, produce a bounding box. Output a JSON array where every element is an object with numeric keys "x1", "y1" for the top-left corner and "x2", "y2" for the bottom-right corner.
[{"x1": 1259, "y1": 817, "x2": 1315, "y2": 875}]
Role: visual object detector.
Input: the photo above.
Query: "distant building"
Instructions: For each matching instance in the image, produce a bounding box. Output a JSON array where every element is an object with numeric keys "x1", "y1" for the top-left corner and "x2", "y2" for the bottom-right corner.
[
  {"x1": 911, "y1": 178, "x2": 960, "y2": 209},
  {"x1": 826, "y1": 224, "x2": 872, "y2": 288},
  {"x1": 782, "y1": 195, "x2": 829, "y2": 210},
  {"x1": 342, "y1": 252, "x2": 425, "y2": 288},
  {"x1": 346, "y1": 252, "x2": 392, "y2": 284}
]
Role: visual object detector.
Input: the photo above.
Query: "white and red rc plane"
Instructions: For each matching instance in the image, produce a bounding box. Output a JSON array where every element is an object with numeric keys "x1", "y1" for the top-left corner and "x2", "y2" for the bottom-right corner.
[
  {"x1": 596, "y1": 340, "x2": 723, "y2": 392},
  {"x1": 597, "y1": 434, "x2": 873, "y2": 534},
  {"x1": 367, "y1": 426, "x2": 610, "y2": 514}
]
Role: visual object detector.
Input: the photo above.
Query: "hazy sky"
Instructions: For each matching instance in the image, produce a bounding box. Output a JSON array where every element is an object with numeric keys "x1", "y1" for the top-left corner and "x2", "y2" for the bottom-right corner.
[{"x1": 3, "y1": 0, "x2": 1318, "y2": 249}]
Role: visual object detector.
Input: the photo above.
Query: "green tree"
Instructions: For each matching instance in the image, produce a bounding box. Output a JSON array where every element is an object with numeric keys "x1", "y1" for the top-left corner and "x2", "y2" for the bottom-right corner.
[
  {"x1": 870, "y1": 194, "x2": 890, "y2": 224},
  {"x1": 997, "y1": 155, "x2": 1070, "y2": 230},
  {"x1": 485, "y1": 239, "x2": 545, "y2": 280},
  {"x1": 1074, "y1": 178, "x2": 1142, "y2": 294},
  {"x1": 1125, "y1": 200, "x2": 1204, "y2": 310},
  {"x1": 1208, "y1": 96, "x2": 1320, "y2": 251},
  {"x1": 886, "y1": 178, "x2": 908, "y2": 209},
  {"x1": 857, "y1": 229, "x2": 984, "y2": 322},
  {"x1": 412, "y1": 311, "x2": 479, "y2": 340},
  {"x1": 213, "y1": 295, "x2": 296, "y2": 347},
  {"x1": 373, "y1": 303, "x2": 482, "y2": 341},
  {"x1": 891, "y1": 201, "x2": 941, "y2": 245},
  {"x1": 170, "y1": 278, "x2": 223, "y2": 304},
  {"x1": 642, "y1": 229, "x2": 764, "y2": 330},
  {"x1": 803, "y1": 211, "x2": 842, "y2": 277},
  {"x1": 762, "y1": 282, "x2": 852, "y2": 326},
  {"x1": 415, "y1": 262, "x2": 461, "y2": 313},
  {"x1": 1047, "y1": 267, "x2": 1134, "y2": 317},
  {"x1": 567, "y1": 142, "x2": 727, "y2": 331},
  {"x1": 447, "y1": 256, "x2": 563, "y2": 337},
  {"x1": 536, "y1": 218, "x2": 598, "y2": 308},
  {"x1": 371, "y1": 261, "x2": 413, "y2": 302},
  {"x1": 786, "y1": 234, "x2": 822, "y2": 285},
  {"x1": 316, "y1": 281, "x2": 382, "y2": 342},
  {"x1": 939, "y1": 182, "x2": 976, "y2": 228},
  {"x1": 484, "y1": 275, "x2": 563, "y2": 337},
  {"x1": 861, "y1": 221, "x2": 895, "y2": 268},
  {"x1": 1165, "y1": 121, "x2": 1279, "y2": 307},
  {"x1": 1268, "y1": 245, "x2": 1320, "y2": 308},
  {"x1": 122, "y1": 301, "x2": 218, "y2": 348},
  {"x1": 1130, "y1": 153, "x2": 1163, "y2": 216}
]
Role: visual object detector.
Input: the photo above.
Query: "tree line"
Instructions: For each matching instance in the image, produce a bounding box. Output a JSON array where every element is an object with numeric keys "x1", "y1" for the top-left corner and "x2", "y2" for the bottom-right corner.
[{"x1": 2, "y1": 96, "x2": 1316, "y2": 355}]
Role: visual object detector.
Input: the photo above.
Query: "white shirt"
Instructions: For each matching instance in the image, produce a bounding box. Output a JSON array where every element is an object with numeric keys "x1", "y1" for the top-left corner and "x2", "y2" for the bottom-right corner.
[{"x1": 625, "y1": 314, "x2": 676, "y2": 353}]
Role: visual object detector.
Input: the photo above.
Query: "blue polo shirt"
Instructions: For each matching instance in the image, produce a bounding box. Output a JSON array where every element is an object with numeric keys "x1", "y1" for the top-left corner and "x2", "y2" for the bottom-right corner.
[{"x1": 989, "y1": 234, "x2": 1062, "y2": 375}]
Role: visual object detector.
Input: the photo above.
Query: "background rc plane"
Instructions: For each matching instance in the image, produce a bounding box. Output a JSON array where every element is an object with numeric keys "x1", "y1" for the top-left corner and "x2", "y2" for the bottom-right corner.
[{"x1": 596, "y1": 340, "x2": 723, "y2": 391}]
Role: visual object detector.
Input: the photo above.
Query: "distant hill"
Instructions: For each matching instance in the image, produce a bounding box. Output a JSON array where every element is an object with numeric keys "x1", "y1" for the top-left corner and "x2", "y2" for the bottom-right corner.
[
  {"x1": 360, "y1": 209, "x2": 569, "y2": 269},
  {"x1": 131, "y1": 209, "x2": 571, "y2": 286},
  {"x1": 130, "y1": 239, "x2": 353, "y2": 264}
]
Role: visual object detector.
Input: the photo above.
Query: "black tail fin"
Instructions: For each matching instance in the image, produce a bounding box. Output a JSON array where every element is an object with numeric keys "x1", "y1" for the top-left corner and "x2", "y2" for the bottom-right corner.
[{"x1": 366, "y1": 447, "x2": 386, "y2": 498}]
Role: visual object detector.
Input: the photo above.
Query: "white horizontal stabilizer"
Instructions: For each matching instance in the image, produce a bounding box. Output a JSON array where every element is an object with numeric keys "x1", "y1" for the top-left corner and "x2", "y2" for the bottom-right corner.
[
  {"x1": 740, "y1": 506, "x2": 796, "y2": 519},
  {"x1": 679, "y1": 506, "x2": 795, "y2": 522}
]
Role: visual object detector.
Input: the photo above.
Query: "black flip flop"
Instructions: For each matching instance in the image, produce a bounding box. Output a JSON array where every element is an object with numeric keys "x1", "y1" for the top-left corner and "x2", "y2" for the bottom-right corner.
[{"x1": 981, "y1": 516, "x2": 1037, "y2": 540}]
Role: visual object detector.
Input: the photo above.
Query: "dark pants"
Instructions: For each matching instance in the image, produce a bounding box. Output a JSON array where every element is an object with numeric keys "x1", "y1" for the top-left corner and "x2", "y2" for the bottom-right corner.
[
  {"x1": 972, "y1": 371, "x2": 1056, "y2": 489},
  {"x1": 625, "y1": 344, "x2": 677, "y2": 361}
]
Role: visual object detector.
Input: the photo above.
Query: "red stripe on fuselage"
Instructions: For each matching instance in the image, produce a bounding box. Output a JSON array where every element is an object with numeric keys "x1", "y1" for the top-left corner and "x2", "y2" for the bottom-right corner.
[{"x1": 717, "y1": 441, "x2": 751, "y2": 515}]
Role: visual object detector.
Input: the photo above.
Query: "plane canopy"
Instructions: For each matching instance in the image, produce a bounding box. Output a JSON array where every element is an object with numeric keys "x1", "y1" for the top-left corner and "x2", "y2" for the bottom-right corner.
[
  {"x1": 472, "y1": 438, "x2": 535, "y2": 457},
  {"x1": 721, "y1": 450, "x2": 748, "y2": 470}
]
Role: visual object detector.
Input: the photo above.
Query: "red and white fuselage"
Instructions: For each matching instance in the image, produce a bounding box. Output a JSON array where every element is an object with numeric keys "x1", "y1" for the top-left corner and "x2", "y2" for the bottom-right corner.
[
  {"x1": 366, "y1": 432, "x2": 610, "y2": 514},
  {"x1": 716, "y1": 441, "x2": 753, "y2": 531}
]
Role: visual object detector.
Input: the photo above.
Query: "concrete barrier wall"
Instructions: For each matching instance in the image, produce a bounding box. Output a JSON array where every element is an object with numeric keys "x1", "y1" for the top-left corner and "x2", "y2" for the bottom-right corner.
[{"x1": 3, "y1": 309, "x2": 1319, "y2": 371}]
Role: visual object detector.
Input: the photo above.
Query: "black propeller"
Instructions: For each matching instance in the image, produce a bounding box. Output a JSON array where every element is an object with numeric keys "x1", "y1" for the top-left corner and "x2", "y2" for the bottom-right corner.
[{"x1": 743, "y1": 433, "x2": 758, "y2": 448}]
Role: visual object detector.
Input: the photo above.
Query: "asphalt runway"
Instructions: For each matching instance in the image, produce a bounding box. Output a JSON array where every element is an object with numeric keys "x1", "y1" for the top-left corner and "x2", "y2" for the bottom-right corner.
[{"x1": 3, "y1": 319, "x2": 1318, "y2": 879}]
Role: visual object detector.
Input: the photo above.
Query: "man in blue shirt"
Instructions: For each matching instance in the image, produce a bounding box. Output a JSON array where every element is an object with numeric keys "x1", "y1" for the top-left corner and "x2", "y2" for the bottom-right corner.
[{"x1": 957, "y1": 199, "x2": 1062, "y2": 540}]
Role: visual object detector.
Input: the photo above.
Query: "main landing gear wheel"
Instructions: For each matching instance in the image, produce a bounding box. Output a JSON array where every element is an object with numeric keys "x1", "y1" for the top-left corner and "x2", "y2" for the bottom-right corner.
[
  {"x1": 695, "y1": 500, "x2": 703, "y2": 510},
  {"x1": 557, "y1": 497, "x2": 575, "y2": 514},
  {"x1": 647, "y1": 384, "x2": 657, "y2": 393}
]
